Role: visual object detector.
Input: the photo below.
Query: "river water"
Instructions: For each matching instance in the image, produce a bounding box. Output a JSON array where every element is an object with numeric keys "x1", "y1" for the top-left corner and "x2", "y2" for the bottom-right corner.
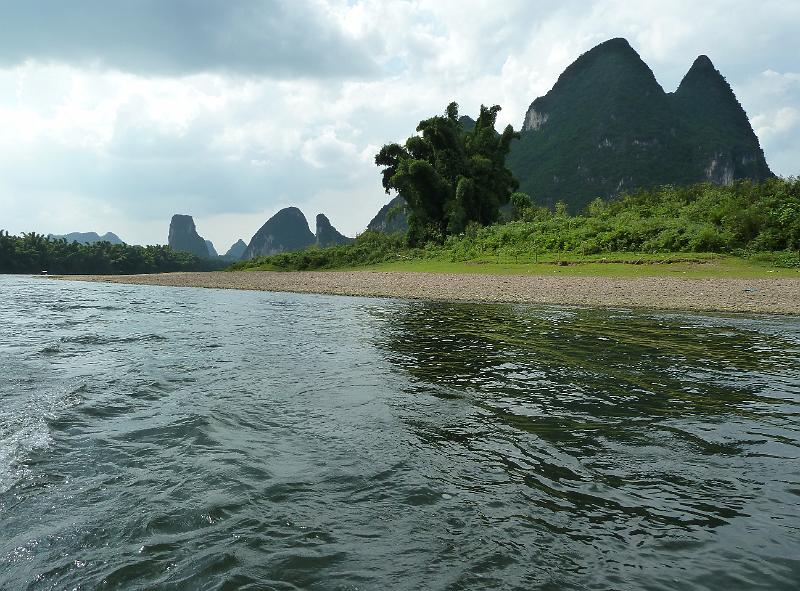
[{"x1": 1, "y1": 275, "x2": 799, "y2": 590}]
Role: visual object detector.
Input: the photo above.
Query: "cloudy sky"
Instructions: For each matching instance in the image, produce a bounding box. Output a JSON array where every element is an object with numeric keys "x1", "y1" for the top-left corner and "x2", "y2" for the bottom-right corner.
[{"x1": 1, "y1": 0, "x2": 798, "y2": 250}]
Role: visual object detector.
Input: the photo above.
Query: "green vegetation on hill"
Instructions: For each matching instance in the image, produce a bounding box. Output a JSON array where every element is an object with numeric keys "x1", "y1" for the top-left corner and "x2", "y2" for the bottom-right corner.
[
  {"x1": 315, "y1": 213, "x2": 354, "y2": 247},
  {"x1": 231, "y1": 178, "x2": 800, "y2": 276},
  {"x1": 673, "y1": 56, "x2": 763, "y2": 176},
  {"x1": 230, "y1": 231, "x2": 407, "y2": 272},
  {"x1": 367, "y1": 195, "x2": 409, "y2": 234},
  {"x1": 0, "y1": 232, "x2": 226, "y2": 274},
  {"x1": 507, "y1": 38, "x2": 772, "y2": 211}
]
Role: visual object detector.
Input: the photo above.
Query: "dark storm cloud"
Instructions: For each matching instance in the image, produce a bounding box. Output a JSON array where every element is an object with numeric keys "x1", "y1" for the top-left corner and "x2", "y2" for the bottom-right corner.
[{"x1": 0, "y1": 0, "x2": 376, "y2": 77}]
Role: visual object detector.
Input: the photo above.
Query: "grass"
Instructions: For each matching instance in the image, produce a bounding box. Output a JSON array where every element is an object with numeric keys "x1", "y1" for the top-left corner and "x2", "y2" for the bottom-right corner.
[
  {"x1": 239, "y1": 250, "x2": 799, "y2": 279},
  {"x1": 348, "y1": 253, "x2": 799, "y2": 279}
]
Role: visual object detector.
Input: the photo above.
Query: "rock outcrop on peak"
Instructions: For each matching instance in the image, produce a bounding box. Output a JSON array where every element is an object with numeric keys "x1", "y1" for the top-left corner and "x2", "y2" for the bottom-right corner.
[
  {"x1": 315, "y1": 214, "x2": 354, "y2": 247},
  {"x1": 168, "y1": 214, "x2": 209, "y2": 258},
  {"x1": 242, "y1": 207, "x2": 315, "y2": 259},
  {"x1": 507, "y1": 37, "x2": 772, "y2": 212},
  {"x1": 223, "y1": 239, "x2": 247, "y2": 260}
]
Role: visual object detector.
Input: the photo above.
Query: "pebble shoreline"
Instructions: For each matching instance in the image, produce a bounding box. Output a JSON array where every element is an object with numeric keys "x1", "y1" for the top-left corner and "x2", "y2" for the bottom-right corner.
[{"x1": 57, "y1": 271, "x2": 800, "y2": 315}]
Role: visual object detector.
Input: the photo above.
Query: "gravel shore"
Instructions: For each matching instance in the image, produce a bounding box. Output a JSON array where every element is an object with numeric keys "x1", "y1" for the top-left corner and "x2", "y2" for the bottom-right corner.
[{"x1": 58, "y1": 271, "x2": 800, "y2": 315}]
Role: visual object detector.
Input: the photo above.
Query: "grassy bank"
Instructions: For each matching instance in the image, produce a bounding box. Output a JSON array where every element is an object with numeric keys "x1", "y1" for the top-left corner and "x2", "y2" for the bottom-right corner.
[
  {"x1": 232, "y1": 238, "x2": 798, "y2": 279},
  {"x1": 231, "y1": 179, "x2": 800, "y2": 279},
  {"x1": 357, "y1": 253, "x2": 798, "y2": 279}
]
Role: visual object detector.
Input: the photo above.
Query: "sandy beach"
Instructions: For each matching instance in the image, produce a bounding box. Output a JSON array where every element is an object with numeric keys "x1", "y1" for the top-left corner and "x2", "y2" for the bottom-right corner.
[{"x1": 56, "y1": 271, "x2": 800, "y2": 315}]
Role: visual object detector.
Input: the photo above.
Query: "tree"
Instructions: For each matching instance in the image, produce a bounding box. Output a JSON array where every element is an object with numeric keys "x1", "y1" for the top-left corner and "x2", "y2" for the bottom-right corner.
[
  {"x1": 375, "y1": 102, "x2": 519, "y2": 245},
  {"x1": 510, "y1": 192, "x2": 533, "y2": 219}
]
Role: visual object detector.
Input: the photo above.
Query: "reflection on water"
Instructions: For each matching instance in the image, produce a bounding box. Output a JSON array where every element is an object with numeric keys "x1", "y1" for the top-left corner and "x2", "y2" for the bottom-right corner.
[
  {"x1": 375, "y1": 302, "x2": 800, "y2": 587},
  {"x1": 1, "y1": 276, "x2": 799, "y2": 590}
]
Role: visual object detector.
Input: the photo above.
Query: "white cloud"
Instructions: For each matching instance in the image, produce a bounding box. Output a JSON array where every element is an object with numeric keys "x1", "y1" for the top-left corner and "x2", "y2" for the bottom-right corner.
[
  {"x1": 301, "y1": 129, "x2": 360, "y2": 169},
  {"x1": 742, "y1": 69, "x2": 800, "y2": 176},
  {"x1": 754, "y1": 106, "x2": 800, "y2": 138}
]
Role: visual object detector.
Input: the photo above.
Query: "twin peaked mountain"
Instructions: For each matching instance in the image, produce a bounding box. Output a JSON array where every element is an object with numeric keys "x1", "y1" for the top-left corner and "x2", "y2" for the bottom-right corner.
[{"x1": 506, "y1": 37, "x2": 771, "y2": 209}]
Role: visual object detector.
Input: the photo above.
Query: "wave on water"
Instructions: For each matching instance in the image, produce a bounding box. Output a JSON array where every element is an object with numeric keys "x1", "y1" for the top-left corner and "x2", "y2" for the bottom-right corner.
[
  {"x1": 0, "y1": 376, "x2": 86, "y2": 495},
  {"x1": 0, "y1": 423, "x2": 53, "y2": 495},
  {"x1": 60, "y1": 333, "x2": 168, "y2": 346}
]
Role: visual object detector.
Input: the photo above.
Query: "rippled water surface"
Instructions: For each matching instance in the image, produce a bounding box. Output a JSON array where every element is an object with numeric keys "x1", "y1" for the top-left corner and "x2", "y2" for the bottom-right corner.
[{"x1": 2, "y1": 275, "x2": 800, "y2": 590}]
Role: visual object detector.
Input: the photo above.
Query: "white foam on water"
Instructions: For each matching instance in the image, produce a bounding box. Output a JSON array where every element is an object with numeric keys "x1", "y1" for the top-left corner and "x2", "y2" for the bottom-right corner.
[
  {"x1": 0, "y1": 379, "x2": 86, "y2": 495},
  {"x1": 0, "y1": 420, "x2": 53, "y2": 494}
]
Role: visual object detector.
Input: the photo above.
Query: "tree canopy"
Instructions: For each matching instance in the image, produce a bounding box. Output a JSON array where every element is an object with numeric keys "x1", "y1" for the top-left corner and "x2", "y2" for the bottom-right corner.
[{"x1": 375, "y1": 102, "x2": 519, "y2": 244}]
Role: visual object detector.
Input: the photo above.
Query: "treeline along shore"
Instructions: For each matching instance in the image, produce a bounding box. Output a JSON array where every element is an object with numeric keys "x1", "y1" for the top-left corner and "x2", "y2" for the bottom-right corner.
[{"x1": 0, "y1": 232, "x2": 227, "y2": 274}]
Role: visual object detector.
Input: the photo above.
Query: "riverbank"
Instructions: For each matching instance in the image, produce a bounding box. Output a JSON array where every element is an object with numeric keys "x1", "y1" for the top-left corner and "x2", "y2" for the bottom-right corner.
[{"x1": 57, "y1": 271, "x2": 800, "y2": 315}]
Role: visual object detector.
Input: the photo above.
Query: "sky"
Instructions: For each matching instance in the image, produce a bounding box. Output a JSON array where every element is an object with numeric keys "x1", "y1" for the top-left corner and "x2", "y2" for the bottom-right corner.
[{"x1": 1, "y1": 0, "x2": 799, "y2": 251}]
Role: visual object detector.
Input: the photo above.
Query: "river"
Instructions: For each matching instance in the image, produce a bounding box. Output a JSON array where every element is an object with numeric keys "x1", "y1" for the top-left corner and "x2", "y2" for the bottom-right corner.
[{"x1": 1, "y1": 275, "x2": 799, "y2": 590}]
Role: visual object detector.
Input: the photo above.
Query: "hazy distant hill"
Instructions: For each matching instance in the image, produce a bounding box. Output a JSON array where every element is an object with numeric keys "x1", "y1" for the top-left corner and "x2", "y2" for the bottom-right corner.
[
  {"x1": 507, "y1": 38, "x2": 772, "y2": 211},
  {"x1": 49, "y1": 231, "x2": 123, "y2": 245},
  {"x1": 242, "y1": 207, "x2": 316, "y2": 259},
  {"x1": 205, "y1": 240, "x2": 218, "y2": 258},
  {"x1": 241, "y1": 209, "x2": 355, "y2": 259},
  {"x1": 223, "y1": 239, "x2": 247, "y2": 260},
  {"x1": 315, "y1": 214, "x2": 353, "y2": 247},
  {"x1": 168, "y1": 214, "x2": 210, "y2": 258}
]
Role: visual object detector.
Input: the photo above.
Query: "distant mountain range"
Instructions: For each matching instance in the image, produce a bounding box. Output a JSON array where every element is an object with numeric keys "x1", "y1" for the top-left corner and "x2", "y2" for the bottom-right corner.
[
  {"x1": 61, "y1": 38, "x2": 774, "y2": 261},
  {"x1": 162, "y1": 208, "x2": 353, "y2": 261},
  {"x1": 48, "y1": 231, "x2": 124, "y2": 245}
]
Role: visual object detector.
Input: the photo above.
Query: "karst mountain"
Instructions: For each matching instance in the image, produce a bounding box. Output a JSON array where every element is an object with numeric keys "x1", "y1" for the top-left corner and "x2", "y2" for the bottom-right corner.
[{"x1": 506, "y1": 37, "x2": 771, "y2": 210}]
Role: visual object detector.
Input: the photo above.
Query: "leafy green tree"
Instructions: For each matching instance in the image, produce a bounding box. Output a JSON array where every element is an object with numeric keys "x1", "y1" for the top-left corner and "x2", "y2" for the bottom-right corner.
[
  {"x1": 510, "y1": 192, "x2": 533, "y2": 219},
  {"x1": 587, "y1": 197, "x2": 607, "y2": 217},
  {"x1": 375, "y1": 102, "x2": 519, "y2": 244}
]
